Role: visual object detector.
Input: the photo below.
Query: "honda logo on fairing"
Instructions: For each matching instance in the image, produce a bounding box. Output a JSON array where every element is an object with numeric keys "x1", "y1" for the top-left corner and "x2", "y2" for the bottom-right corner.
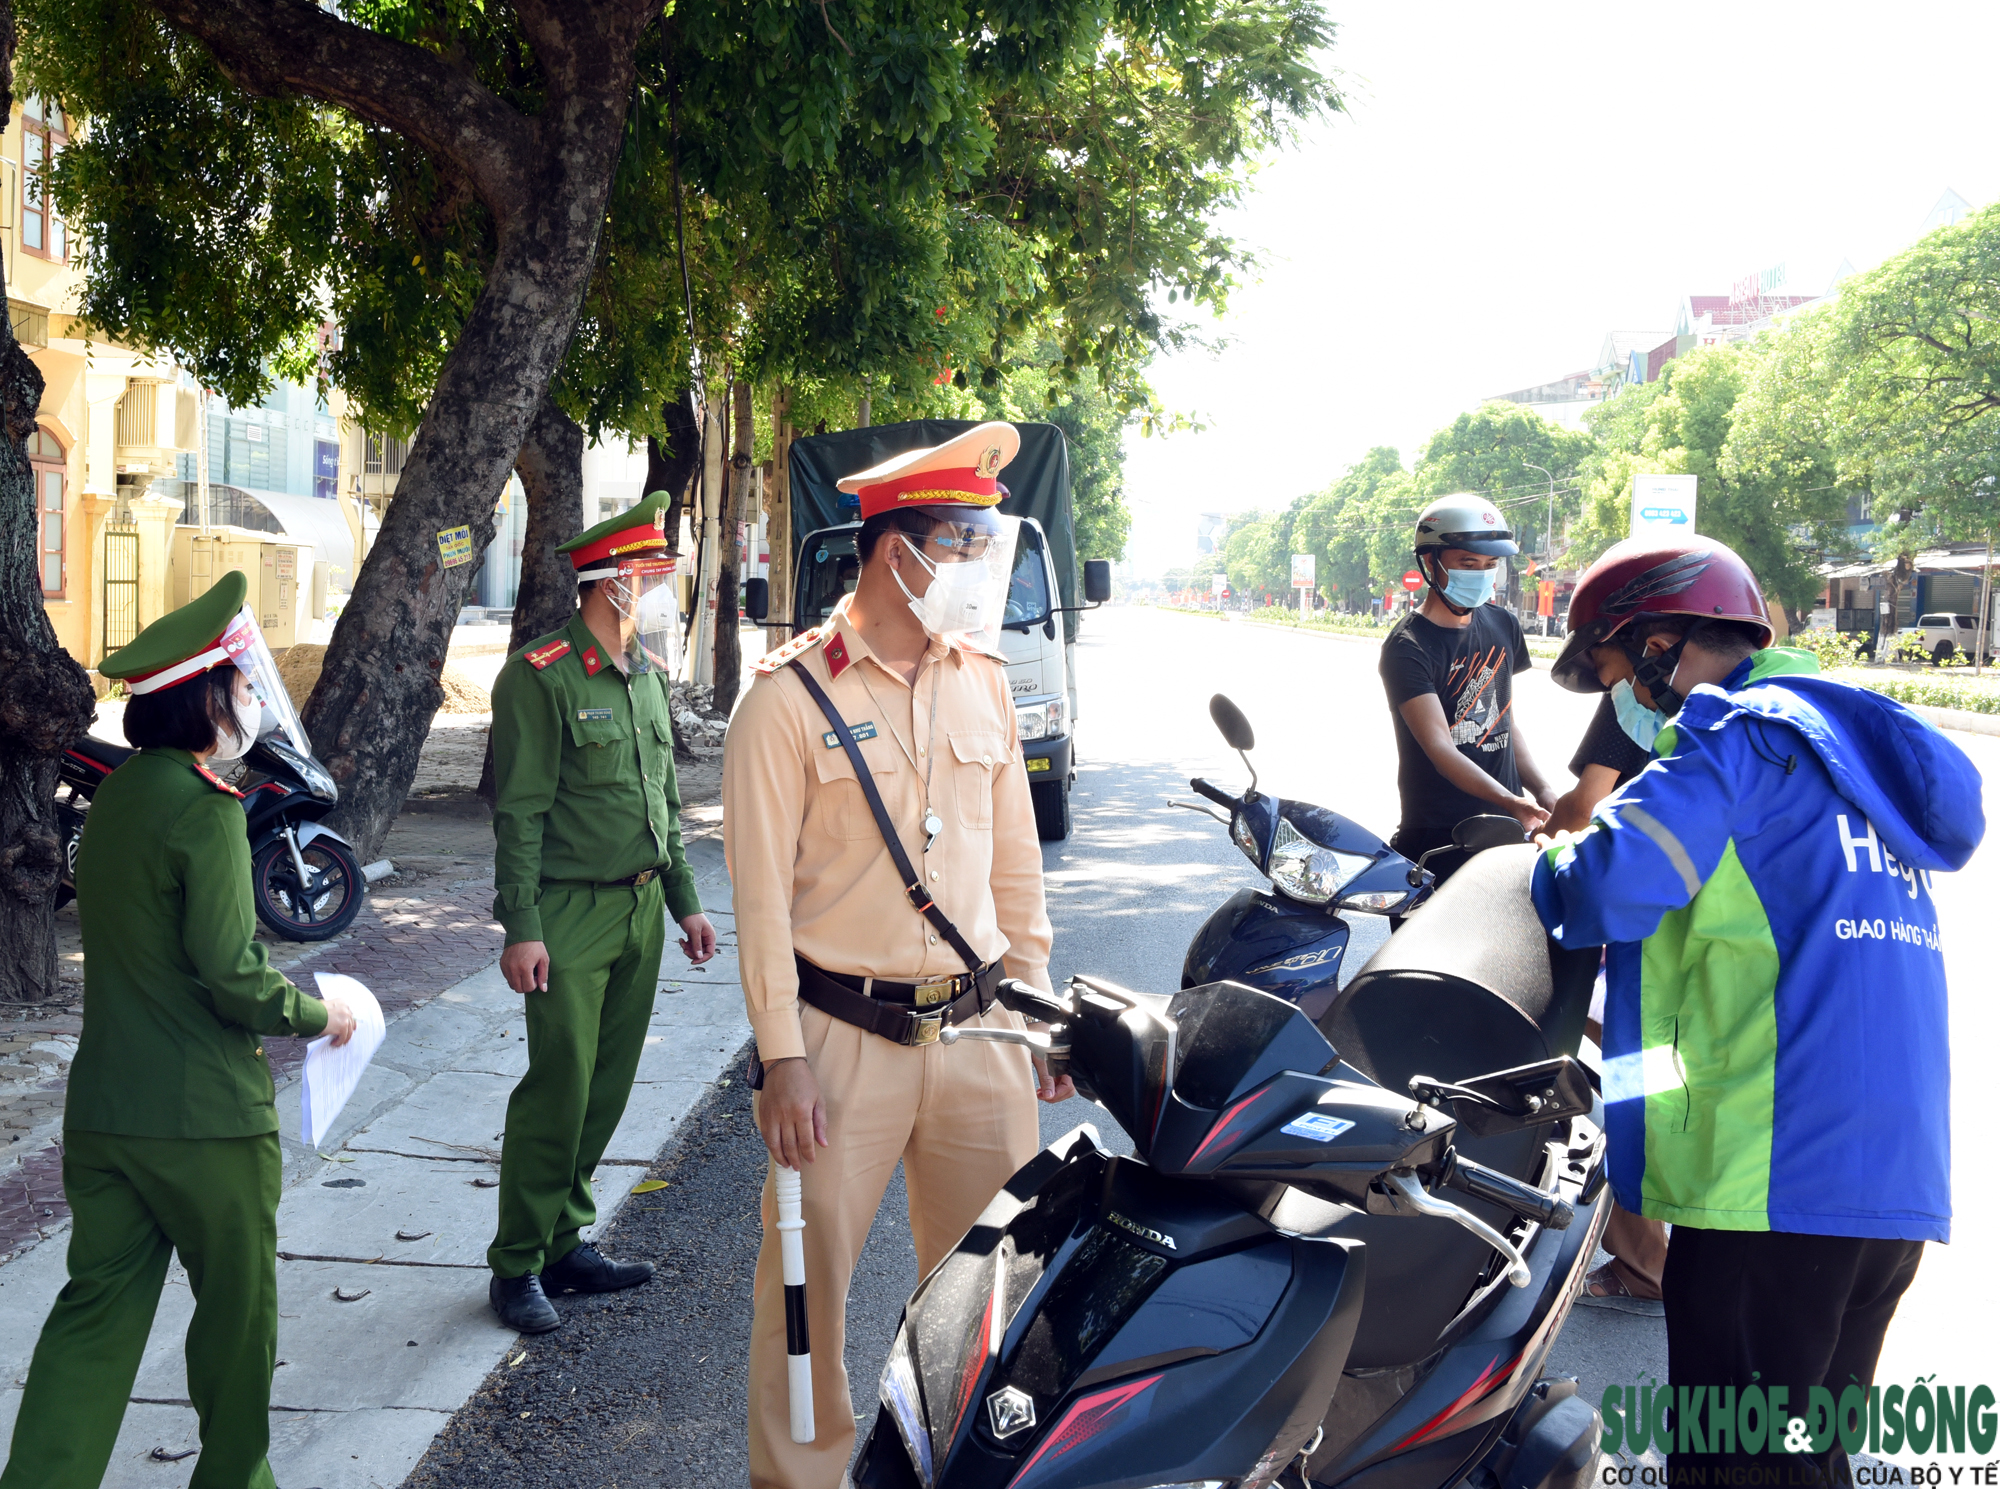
[{"x1": 1105, "y1": 1211, "x2": 1177, "y2": 1250}]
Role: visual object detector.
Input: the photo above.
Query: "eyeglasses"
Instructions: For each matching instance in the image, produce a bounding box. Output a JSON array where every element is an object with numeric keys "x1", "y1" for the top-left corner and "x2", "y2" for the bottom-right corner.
[{"x1": 923, "y1": 527, "x2": 996, "y2": 560}]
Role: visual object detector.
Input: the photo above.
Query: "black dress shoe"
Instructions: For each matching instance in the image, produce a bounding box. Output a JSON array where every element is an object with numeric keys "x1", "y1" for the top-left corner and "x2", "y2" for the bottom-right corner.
[
  {"x1": 541, "y1": 1242, "x2": 654, "y2": 1294},
  {"x1": 489, "y1": 1272, "x2": 560, "y2": 1333}
]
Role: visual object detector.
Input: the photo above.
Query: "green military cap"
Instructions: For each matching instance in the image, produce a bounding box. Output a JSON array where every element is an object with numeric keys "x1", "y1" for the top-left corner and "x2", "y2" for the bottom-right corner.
[
  {"x1": 559, "y1": 490, "x2": 673, "y2": 580},
  {"x1": 100, "y1": 570, "x2": 252, "y2": 695}
]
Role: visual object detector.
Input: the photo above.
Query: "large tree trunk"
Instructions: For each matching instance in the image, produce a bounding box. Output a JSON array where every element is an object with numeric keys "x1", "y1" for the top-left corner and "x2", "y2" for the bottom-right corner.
[
  {"x1": 765, "y1": 383, "x2": 794, "y2": 654},
  {"x1": 645, "y1": 394, "x2": 702, "y2": 557},
  {"x1": 150, "y1": 0, "x2": 656, "y2": 861},
  {"x1": 476, "y1": 391, "x2": 586, "y2": 805},
  {"x1": 712, "y1": 379, "x2": 753, "y2": 715},
  {"x1": 0, "y1": 0, "x2": 94, "y2": 1001}
]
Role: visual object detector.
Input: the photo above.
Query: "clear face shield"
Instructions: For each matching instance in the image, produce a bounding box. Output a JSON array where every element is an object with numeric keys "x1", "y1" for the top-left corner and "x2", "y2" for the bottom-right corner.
[
  {"x1": 605, "y1": 556, "x2": 683, "y2": 676},
  {"x1": 893, "y1": 511, "x2": 1019, "y2": 653},
  {"x1": 218, "y1": 605, "x2": 310, "y2": 755}
]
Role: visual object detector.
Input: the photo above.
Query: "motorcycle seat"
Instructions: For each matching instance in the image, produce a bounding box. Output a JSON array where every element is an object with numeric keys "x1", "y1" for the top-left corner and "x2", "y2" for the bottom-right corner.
[
  {"x1": 66, "y1": 735, "x2": 135, "y2": 775},
  {"x1": 1316, "y1": 845, "x2": 1598, "y2": 1100}
]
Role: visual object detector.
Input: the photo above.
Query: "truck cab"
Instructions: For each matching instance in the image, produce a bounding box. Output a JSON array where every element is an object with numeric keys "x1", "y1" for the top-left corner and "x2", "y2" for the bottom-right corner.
[{"x1": 791, "y1": 517, "x2": 1082, "y2": 839}]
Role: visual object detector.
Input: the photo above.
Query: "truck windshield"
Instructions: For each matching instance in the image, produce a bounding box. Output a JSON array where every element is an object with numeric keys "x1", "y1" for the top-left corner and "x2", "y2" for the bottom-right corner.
[
  {"x1": 1005, "y1": 526, "x2": 1050, "y2": 628},
  {"x1": 800, "y1": 531, "x2": 861, "y2": 625}
]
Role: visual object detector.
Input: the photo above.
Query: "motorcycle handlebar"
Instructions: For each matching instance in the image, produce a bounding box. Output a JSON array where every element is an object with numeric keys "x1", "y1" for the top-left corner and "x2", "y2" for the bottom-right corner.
[
  {"x1": 1442, "y1": 1153, "x2": 1574, "y2": 1231},
  {"x1": 1189, "y1": 778, "x2": 1240, "y2": 812}
]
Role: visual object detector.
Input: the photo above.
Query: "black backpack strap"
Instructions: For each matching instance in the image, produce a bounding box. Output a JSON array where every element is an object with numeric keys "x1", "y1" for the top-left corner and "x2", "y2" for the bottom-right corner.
[{"x1": 791, "y1": 665, "x2": 987, "y2": 975}]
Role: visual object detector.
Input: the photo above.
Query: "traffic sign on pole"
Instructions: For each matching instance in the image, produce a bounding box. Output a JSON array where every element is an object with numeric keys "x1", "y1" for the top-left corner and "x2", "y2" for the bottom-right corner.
[{"x1": 1401, "y1": 570, "x2": 1424, "y2": 592}]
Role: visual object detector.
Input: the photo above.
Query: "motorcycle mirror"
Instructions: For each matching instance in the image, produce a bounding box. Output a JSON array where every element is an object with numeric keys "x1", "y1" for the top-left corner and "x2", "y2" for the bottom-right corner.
[
  {"x1": 1452, "y1": 814, "x2": 1526, "y2": 855},
  {"x1": 1209, "y1": 694, "x2": 1255, "y2": 752}
]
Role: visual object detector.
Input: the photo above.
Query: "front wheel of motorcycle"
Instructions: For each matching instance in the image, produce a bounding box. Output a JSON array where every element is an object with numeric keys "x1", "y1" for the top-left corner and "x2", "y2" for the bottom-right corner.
[{"x1": 251, "y1": 834, "x2": 366, "y2": 942}]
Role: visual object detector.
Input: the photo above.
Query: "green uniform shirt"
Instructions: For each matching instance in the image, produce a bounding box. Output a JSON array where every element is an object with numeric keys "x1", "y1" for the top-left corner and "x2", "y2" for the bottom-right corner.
[
  {"x1": 491, "y1": 613, "x2": 702, "y2": 944},
  {"x1": 68, "y1": 749, "x2": 330, "y2": 1140}
]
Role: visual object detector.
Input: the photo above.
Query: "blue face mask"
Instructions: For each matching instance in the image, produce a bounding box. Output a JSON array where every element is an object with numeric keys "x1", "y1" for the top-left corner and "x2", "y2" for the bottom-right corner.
[
  {"x1": 1611, "y1": 678, "x2": 1665, "y2": 751},
  {"x1": 1435, "y1": 564, "x2": 1495, "y2": 609}
]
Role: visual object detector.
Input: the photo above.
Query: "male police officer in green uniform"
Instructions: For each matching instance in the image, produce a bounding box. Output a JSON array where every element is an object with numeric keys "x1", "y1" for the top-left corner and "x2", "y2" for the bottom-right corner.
[
  {"x1": 2, "y1": 570, "x2": 357, "y2": 1489},
  {"x1": 487, "y1": 490, "x2": 717, "y2": 1332}
]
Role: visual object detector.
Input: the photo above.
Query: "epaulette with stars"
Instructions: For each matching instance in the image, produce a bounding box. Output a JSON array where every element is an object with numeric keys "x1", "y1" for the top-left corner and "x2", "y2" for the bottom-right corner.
[
  {"x1": 193, "y1": 762, "x2": 245, "y2": 797},
  {"x1": 751, "y1": 626, "x2": 854, "y2": 680}
]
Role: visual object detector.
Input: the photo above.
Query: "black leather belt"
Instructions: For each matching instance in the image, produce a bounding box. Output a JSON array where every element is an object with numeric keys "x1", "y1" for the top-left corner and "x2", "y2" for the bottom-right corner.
[
  {"x1": 547, "y1": 869, "x2": 657, "y2": 888},
  {"x1": 795, "y1": 956, "x2": 1001, "y2": 1047}
]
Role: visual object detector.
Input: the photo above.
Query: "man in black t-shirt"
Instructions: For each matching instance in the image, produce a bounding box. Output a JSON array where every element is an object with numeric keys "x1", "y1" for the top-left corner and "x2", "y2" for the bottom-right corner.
[{"x1": 1378, "y1": 495, "x2": 1556, "y2": 888}]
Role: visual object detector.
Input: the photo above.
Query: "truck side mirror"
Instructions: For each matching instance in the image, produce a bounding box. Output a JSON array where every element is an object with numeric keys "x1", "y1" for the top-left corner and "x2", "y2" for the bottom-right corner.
[
  {"x1": 744, "y1": 577, "x2": 769, "y2": 623},
  {"x1": 1083, "y1": 560, "x2": 1112, "y2": 604}
]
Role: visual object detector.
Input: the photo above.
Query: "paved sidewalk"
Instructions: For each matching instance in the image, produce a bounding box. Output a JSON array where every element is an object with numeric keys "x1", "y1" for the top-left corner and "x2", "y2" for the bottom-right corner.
[{"x1": 0, "y1": 833, "x2": 743, "y2": 1488}]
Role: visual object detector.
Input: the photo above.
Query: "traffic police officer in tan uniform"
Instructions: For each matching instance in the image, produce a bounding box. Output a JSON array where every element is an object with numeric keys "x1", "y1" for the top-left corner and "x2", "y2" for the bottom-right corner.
[
  {"x1": 487, "y1": 490, "x2": 717, "y2": 1332},
  {"x1": 2, "y1": 570, "x2": 357, "y2": 1489},
  {"x1": 724, "y1": 422, "x2": 1071, "y2": 1488}
]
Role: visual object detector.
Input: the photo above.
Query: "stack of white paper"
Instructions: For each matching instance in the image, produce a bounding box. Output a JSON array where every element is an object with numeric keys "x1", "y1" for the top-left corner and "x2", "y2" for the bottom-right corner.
[{"x1": 302, "y1": 973, "x2": 387, "y2": 1149}]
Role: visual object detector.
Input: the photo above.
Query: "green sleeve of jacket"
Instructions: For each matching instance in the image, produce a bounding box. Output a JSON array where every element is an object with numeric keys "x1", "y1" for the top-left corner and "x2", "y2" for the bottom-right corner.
[
  {"x1": 659, "y1": 756, "x2": 701, "y2": 925},
  {"x1": 170, "y1": 794, "x2": 329, "y2": 1038},
  {"x1": 491, "y1": 658, "x2": 560, "y2": 944}
]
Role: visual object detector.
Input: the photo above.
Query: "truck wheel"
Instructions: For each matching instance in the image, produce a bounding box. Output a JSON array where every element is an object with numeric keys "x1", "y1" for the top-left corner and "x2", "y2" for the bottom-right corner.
[
  {"x1": 1032, "y1": 777, "x2": 1073, "y2": 841},
  {"x1": 1933, "y1": 641, "x2": 1954, "y2": 666}
]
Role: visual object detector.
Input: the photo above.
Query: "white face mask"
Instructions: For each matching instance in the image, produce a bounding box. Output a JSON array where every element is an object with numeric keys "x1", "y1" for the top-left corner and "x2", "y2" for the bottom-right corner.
[
  {"x1": 208, "y1": 690, "x2": 265, "y2": 766},
  {"x1": 894, "y1": 541, "x2": 1002, "y2": 637}
]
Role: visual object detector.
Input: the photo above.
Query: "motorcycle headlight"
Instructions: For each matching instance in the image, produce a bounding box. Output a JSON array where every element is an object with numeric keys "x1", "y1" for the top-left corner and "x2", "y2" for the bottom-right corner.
[
  {"x1": 1266, "y1": 819, "x2": 1375, "y2": 906},
  {"x1": 880, "y1": 1329, "x2": 935, "y2": 1486}
]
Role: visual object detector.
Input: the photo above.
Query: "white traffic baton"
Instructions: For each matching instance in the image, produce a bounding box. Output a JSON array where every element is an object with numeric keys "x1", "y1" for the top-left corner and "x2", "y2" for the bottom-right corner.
[{"x1": 774, "y1": 1164, "x2": 814, "y2": 1443}]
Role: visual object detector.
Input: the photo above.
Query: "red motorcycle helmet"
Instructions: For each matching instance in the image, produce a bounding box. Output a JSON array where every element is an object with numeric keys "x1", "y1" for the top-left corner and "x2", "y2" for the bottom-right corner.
[{"x1": 1552, "y1": 534, "x2": 1773, "y2": 693}]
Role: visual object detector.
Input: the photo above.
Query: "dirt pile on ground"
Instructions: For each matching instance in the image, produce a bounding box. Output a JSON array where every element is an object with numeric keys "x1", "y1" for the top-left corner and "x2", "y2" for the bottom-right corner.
[
  {"x1": 669, "y1": 682, "x2": 729, "y2": 750},
  {"x1": 276, "y1": 645, "x2": 492, "y2": 715}
]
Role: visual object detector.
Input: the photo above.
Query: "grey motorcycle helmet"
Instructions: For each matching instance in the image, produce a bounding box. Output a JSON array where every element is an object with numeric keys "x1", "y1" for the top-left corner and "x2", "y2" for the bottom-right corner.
[{"x1": 1413, "y1": 494, "x2": 1519, "y2": 559}]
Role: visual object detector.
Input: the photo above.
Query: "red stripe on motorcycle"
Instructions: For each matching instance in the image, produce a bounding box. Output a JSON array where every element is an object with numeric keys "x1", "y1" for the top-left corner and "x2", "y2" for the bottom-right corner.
[
  {"x1": 1008, "y1": 1375, "x2": 1162, "y2": 1486},
  {"x1": 1188, "y1": 1089, "x2": 1266, "y2": 1164},
  {"x1": 1387, "y1": 1349, "x2": 1523, "y2": 1453}
]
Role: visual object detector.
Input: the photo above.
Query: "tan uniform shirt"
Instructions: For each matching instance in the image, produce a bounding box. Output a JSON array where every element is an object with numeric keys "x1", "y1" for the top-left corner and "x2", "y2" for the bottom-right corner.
[{"x1": 723, "y1": 595, "x2": 1054, "y2": 1064}]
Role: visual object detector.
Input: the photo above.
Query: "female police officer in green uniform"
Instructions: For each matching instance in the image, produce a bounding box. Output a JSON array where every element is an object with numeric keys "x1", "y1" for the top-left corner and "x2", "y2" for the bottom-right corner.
[{"x1": 1, "y1": 569, "x2": 356, "y2": 1489}]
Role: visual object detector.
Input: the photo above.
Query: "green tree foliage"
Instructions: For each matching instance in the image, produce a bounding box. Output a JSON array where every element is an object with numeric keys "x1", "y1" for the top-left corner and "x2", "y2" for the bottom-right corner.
[
  {"x1": 1411, "y1": 403, "x2": 1595, "y2": 556},
  {"x1": 1823, "y1": 201, "x2": 2000, "y2": 544},
  {"x1": 1291, "y1": 446, "x2": 1404, "y2": 607},
  {"x1": 1571, "y1": 342, "x2": 1851, "y2": 610},
  {"x1": 31, "y1": 0, "x2": 1340, "y2": 449}
]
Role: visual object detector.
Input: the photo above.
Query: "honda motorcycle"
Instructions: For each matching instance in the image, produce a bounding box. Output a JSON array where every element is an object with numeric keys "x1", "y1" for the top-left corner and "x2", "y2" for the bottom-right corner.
[
  {"x1": 852, "y1": 703, "x2": 1610, "y2": 1489},
  {"x1": 57, "y1": 730, "x2": 364, "y2": 942}
]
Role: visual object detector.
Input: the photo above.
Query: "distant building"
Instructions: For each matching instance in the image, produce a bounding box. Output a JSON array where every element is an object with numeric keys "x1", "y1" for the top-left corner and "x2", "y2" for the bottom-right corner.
[{"x1": 1485, "y1": 369, "x2": 1606, "y2": 431}]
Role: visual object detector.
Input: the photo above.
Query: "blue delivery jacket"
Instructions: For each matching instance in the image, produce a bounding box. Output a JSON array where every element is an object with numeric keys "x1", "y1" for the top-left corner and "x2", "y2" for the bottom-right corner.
[{"x1": 1531, "y1": 649, "x2": 1984, "y2": 1241}]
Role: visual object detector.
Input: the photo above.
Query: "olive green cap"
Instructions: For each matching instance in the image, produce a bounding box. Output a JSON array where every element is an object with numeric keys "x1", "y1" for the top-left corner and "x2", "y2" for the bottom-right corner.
[
  {"x1": 557, "y1": 489, "x2": 673, "y2": 576},
  {"x1": 100, "y1": 569, "x2": 250, "y2": 690}
]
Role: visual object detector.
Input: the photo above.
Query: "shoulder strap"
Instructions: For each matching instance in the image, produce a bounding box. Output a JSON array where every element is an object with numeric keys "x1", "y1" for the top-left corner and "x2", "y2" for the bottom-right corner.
[{"x1": 791, "y1": 664, "x2": 986, "y2": 974}]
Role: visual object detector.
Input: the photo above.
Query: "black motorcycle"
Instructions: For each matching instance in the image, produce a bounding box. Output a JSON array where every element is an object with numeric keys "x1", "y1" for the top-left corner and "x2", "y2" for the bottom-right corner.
[
  {"x1": 853, "y1": 783, "x2": 1609, "y2": 1489},
  {"x1": 58, "y1": 732, "x2": 366, "y2": 941},
  {"x1": 1180, "y1": 693, "x2": 1529, "y2": 1023}
]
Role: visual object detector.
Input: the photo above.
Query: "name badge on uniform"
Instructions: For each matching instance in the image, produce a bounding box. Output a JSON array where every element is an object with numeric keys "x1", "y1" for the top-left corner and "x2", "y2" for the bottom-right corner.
[
  {"x1": 577, "y1": 708, "x2": 614, "y2": 721},
  {"x1": 823, "y1": 721, "x2": 878, "y2": 748}
]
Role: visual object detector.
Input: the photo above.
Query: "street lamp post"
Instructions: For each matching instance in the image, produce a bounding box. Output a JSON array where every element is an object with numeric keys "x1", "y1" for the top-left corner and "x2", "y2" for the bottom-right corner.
[{"x1": 1524, "y1": 463, "x2": 1556, "y2": 636}]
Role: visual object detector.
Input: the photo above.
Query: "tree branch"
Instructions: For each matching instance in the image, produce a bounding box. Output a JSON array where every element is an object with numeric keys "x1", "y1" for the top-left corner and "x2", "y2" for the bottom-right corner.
[{"x1": 143, "y1": 0, "x2": 535, "y2": 221}]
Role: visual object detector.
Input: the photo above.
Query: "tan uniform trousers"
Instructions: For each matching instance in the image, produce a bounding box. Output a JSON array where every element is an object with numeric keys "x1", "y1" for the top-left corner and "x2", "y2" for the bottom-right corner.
[{"x1": 748, "y1": 999, "x2": 1040, "y2": 1489}]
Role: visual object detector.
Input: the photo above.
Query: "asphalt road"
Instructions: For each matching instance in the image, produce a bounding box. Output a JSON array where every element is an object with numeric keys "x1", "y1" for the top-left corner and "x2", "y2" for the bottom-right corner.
[{"x1": 408, "y1": 605, "x2": 2000, "y2": 1485}]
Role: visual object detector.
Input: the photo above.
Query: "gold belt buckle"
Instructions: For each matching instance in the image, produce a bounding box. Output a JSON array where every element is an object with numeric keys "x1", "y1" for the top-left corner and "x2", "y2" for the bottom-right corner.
[
  {"x1": 913, "y1": 977, "x2": 956, "y2": 1007},
  {"x1": 911, "y1": 1012, "x2": 944, "y2": 1046},
  {"x1": 630, "y1": 869, "x2": 655, "y2": 887}
]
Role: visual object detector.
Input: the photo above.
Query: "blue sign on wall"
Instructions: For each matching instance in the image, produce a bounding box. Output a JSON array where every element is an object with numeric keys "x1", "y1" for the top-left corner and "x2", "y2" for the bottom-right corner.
[{"x1": 314, "y1": 439, "x2": 339, "y2": 500}]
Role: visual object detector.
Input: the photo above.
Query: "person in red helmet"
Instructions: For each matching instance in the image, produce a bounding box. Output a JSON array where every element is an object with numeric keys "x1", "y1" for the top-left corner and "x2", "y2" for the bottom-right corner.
[{"x1": 1534, "y1": 534, "x2": 1983, "y2": 1489}]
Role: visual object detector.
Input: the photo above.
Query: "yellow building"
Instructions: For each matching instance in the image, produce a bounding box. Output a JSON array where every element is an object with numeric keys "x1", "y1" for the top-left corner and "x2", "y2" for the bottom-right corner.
[{"x1": 12, "y1": 95, "x2": 197, "y2": 673}]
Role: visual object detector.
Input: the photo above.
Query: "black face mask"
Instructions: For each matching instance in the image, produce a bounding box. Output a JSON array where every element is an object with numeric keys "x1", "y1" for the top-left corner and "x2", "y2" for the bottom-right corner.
[{"x1": 1627, "y1": 636, "x2": 1689, "y2": 718}]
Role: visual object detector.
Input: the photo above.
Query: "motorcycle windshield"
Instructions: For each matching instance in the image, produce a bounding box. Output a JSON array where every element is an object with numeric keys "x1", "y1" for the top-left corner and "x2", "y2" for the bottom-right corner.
[{"x1": 218, "y1": 605, "x2": 310, "y2": 755}]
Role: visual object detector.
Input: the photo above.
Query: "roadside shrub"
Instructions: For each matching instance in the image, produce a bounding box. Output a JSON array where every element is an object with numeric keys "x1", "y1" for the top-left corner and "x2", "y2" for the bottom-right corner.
[
  {"x1": 1787, "y1": 628, "x2": 1866, "y2": 671},
  {"x1": 1850, "y1": 674, "x2": 2000, "y2": 715}
]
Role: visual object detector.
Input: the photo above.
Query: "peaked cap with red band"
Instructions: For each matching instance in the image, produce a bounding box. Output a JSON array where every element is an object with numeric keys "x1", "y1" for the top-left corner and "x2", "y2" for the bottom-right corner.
[
  {"x1": 559, "y1": 488, "x2": 673, "y2": 580},
  {"x1": 99, "y1": 569, "x2": 253, "y2": 695},
  {"x1": 836, "y1": 421, "x2": 1020, "y2": 520}
]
